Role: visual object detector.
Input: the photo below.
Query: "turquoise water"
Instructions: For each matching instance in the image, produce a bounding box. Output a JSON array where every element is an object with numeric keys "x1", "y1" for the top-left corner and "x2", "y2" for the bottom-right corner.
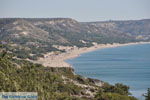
[{"x1": 67, "y1": 44, "x2": 150, "y2": 100}]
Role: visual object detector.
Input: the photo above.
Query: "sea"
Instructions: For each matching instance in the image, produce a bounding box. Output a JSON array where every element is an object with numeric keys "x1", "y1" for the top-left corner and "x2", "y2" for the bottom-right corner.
[{"x1": 66, "y1": 43, "x2": 150, "y2": 100}]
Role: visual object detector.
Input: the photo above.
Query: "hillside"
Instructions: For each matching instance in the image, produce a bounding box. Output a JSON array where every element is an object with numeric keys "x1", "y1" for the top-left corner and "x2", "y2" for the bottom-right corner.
[
  {"x1": 1, "y1": 18, "x2": 149, "y2": 99},
  {"x1": 0, "y1": 18, "x2": 150, "y2": 60},
  {"x1": 0, "y1": 52, "x2": 137, "y2": 100}
]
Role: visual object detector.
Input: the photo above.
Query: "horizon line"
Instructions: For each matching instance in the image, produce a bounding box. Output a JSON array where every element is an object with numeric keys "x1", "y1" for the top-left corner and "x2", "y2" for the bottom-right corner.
[{"x1": 0, "y1": 17, "x2": 150, "y2": 22}]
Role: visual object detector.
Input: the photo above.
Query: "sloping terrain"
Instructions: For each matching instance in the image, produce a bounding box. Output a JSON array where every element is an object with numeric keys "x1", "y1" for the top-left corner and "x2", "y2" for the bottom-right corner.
[
  {"x1": 0, "y1": 52, "x2": 137, "y2": 100},
  {"x1": 0, "y1": 18, "x2": 149, "y2": 100},
  {"x1": 0, "y1": 18, "x2": 150, "y2": 60}
]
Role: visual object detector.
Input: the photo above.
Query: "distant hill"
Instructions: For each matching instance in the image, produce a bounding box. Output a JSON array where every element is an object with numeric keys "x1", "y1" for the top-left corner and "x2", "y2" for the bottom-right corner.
[{"x1": 0, "y1": 18, "x2": 150, "y2": 60}]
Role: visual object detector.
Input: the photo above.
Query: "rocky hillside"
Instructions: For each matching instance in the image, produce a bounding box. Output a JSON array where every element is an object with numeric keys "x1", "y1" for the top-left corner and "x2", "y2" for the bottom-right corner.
[
  {"x1": 0, "y1": 18, "x2": 150, "y2": 60},
  {"x1": 84, "y1": 19, "x2": 150, "y2": 40},
  {"x1": 0, "y1": 52, "x2": 137, "y2": 100}
]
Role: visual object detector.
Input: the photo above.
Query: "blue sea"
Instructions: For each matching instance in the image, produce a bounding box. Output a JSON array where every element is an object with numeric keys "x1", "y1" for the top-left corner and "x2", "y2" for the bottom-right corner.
[{"x1": 66, "y1": 44, "x2": 150, "y2": 100}]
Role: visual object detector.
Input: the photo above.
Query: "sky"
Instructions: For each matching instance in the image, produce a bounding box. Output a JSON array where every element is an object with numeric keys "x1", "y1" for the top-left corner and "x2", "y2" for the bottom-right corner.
[{"x1": 0, "y1": 0, "x2": 150, "y2": 22}]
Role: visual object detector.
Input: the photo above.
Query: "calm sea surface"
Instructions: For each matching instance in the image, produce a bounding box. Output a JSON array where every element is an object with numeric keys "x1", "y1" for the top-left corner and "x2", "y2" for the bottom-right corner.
[{"x1": 66, "y1": 44, "x2": 150, "y2": 100}]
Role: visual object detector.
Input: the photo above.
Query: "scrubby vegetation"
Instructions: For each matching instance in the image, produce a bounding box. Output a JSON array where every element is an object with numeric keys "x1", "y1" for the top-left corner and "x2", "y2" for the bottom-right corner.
[
  {"x1": 144, "y1": 88, "x2": 150, "y2": 100},
  {"x1": 1, "y1": 18, "x2": 150, "y2": 60},
  {"x1": 1, "y1": 18, "x2": 147, "y2": 99},
  {"x1": 0, "y1": 52, "x2": 137, "y2": 100},
  {"x1": 95, "y1": 92, "x2": 137, "y2": 100}
]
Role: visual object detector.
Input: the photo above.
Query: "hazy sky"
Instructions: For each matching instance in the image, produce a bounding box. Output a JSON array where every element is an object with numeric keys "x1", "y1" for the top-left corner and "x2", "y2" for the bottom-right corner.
[{"x1": 0, "y1": 0, "x2": 150, "y2": 21}]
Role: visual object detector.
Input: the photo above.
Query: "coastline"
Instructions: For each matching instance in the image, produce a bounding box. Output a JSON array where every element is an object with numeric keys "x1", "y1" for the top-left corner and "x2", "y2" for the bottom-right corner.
[{"x1": 33, "y1": 42, "x2": 150, "y2": 67}]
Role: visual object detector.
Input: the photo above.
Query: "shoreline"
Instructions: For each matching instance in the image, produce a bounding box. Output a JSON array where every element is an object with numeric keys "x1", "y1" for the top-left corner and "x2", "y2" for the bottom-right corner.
[{"x1": 33, "y1": 42, "x2": 150, "y2": 67}]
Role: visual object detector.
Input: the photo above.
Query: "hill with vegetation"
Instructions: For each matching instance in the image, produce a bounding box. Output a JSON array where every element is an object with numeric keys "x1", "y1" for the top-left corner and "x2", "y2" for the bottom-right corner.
[
  {"x1": 0, "y1": 18, "x2": 150, "y2": 60},
  {"x1": 0, "y1": 52, "x2": 137, "y2": 100},
  {"x1": 0, "y1": 18, "x2": 150, "y2": 99}
]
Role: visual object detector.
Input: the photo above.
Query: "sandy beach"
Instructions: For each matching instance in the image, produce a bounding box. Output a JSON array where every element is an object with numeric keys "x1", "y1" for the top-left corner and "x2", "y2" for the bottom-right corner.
[{"x1": 33, "y1": 42, "x2": 150, "y2": 67}]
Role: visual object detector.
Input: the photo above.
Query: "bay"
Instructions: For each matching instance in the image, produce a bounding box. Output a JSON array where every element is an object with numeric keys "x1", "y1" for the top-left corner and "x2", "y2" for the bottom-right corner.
[{"x1": 67, "y1": 44, "x2": 150, "y2": 100}]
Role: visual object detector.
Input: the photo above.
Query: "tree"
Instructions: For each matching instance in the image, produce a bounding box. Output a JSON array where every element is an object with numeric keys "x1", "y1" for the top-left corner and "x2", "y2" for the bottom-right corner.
[
  {"x1": 144, "y1": 88, "x2": 150, "y2": 100},
  {"x1": 1, "y1": 50, "x2": 7, "y2": 58}
]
